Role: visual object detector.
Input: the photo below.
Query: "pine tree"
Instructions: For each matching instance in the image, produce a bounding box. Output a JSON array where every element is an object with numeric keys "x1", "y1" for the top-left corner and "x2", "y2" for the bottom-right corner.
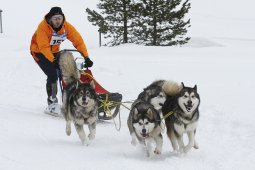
[
  {"x1": 131, "y1": 0, "x2": 191, "y2": 46},
  {"x1": 86, "y1": 0, "x2": 133, "y2": 46},
  {"x1": 86, "y1": 8, "x2": 107, "y2": 34}
]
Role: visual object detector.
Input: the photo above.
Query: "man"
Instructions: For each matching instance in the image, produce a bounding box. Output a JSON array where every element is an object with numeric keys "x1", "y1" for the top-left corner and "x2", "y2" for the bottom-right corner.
[{"x1": 30, "y1": 7, "x2": 93, "y2": 115}]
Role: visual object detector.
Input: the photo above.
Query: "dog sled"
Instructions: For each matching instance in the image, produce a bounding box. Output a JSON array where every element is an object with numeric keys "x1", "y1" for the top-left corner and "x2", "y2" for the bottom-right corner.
[{"x1": 59, "y1": 49, "x2": 123, "y2": 120}]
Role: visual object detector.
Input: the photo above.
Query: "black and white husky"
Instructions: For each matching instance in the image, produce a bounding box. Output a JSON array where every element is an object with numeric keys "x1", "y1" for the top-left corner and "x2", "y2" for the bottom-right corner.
[
  {"x1": 137, "y1": 80, "x2": 166, "y2": 111},
  {"x1": 162, "y1": 83, "x2": 200, "y2": 153},
  {"x1": 127, "y1": 100, "x2": 163, "y2": 156},
  {"x1": 59, "y1": 51, "x2": 98, "y2": 145},
  {"x1": 127, "y1": 80, "x2": 181, "y2": 156},
  {"x1": 136, "y1": 80, "x2": 181, "y2": 130}
]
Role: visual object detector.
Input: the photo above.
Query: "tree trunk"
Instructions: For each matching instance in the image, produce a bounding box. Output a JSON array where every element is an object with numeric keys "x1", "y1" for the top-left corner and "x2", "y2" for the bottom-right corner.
[
  {"x1": 99, "y1": 31, "x2": 102, "y2": 47},
  {"x1": 123, "y1": 0, "x2": 128, "y2": 43},
  {"x1": 152, "y1": 1, "x2": 157, "y2": 45}
]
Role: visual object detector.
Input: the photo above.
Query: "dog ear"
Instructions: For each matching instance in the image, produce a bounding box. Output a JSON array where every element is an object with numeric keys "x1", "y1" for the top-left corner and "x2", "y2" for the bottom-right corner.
[
  {"x1": 90, "y1": 80, "x2": 95, "y2": 89},
  {"x1": 144, "y1": 90, "x2": 150, "y2": 101},
  {"x1": 133, "y1": 108, "x2": 139, "y2": 120},
  {"x1": 147, "y1": 108, "x2": 154, "y2": 120},
  {"x1": 193, "y1": 85, "x2": 197, "y2": 91},
  {"x1": 181, "y1": 82, "x2": 185, "y2": 88}
]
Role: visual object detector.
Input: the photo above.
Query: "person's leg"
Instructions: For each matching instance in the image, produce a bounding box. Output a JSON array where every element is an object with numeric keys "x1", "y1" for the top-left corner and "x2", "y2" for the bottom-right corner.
[
  {"x1": 31, "y1": 52, "x2": 58, "y2": 105},
  {"x1": 46, "y1": 81, "x2": 58, "y2": 105}
]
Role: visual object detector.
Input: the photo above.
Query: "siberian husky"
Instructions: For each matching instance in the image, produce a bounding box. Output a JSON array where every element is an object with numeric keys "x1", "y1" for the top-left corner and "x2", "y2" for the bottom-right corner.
[
  {"x1": 59, "y1": 51, "x2": 98, "y2": 145},
  {"x1": 162, "y1": 82, "x2": 200, "y2": 153}
]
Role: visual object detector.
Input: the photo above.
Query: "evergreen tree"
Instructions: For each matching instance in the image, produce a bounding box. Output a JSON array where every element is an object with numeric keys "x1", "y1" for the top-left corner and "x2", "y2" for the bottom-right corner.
[
  {"x1": 86, "y1": 0, "x2": 133, "y2": 46},
  {"x1": 86, "y1": 8, "x2": 107, "y2": 34},
  {"x1": 131, "y1": 0, "x2": 191, "y2": 46}
]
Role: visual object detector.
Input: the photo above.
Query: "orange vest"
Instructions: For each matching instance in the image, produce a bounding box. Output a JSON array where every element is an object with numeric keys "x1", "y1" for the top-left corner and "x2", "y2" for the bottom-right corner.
[{"x1": 30, "y1": 18, "x2": 89, "y2": 62}]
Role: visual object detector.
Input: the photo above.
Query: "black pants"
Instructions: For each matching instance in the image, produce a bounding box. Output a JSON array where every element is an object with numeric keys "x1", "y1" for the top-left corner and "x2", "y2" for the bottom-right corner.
[{"x1": 31, "y1": 52, "x2": 61, "y2": 84}]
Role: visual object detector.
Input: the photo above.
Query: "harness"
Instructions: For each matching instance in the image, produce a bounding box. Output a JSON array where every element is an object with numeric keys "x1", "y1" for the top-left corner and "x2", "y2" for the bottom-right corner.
[{"x1": 172, "y1": 109, "x2": 198, "y2": 128}]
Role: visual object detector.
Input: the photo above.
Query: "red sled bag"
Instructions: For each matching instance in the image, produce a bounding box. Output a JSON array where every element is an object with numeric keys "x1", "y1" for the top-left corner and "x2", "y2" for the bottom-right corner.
[
  {"x1": 79, "y1": 69, "x2": 122, "y2": 120},
  {"x1": 80, "y1": 69, "x2": 109, "y2": 94}
]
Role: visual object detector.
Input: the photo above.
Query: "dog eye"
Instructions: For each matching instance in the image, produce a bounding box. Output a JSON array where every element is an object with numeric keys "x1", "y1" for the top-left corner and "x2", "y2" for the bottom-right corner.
[
  {"x1": 86, "y1": 91, "x2": 90, "y2": 95},
  {"x1": 138, "y1": 122, "x2": 143, "y2": 126},
  {"x1": 145, "y1": 122, "x2": 149, "y2": 125},
  {"x1": 191, "y1": 95, "x2": 195, "y2": 98},
  {"x1": 184, "y1": 95, "x2": 188, "y2": 98}
]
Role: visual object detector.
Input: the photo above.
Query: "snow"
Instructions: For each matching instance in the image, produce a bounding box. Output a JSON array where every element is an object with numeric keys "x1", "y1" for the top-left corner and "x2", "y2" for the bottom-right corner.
[{"x1": 1, "y1": 0, "x2": 255, "y2": 169}]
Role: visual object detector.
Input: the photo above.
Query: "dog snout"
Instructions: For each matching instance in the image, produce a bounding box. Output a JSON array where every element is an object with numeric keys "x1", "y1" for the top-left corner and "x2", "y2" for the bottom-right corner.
[
  {"x1": 82, "y1": 96, "x2": 86, "y2": 101},
  {"x1": 187, "y1": 100, "x2": 192, "y2": 105},
  {"x1": 142, "y1": 129, "x2": 146, "y2": 134}
]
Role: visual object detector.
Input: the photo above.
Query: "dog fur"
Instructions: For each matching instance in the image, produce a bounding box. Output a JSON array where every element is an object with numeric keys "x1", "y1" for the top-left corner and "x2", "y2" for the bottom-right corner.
[
  {"x1": 59, "y1": 51, "x2": 98, "y2": 145},
  {"x1": 162, "y1": 82, "x2": 200, "y2": 153}
]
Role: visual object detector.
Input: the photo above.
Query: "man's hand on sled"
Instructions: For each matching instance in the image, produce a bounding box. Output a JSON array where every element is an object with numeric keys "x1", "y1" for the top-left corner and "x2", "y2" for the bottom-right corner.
[
  {"x1": 52, "y1": 57, "x2": 57, "y2": 65},
  {"x1": 84, "y1": 57, "x2": 93, "y2": 68}
]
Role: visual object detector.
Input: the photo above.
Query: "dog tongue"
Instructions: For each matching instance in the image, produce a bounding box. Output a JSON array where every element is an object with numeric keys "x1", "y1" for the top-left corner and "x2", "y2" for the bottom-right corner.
[
  {"x1": 185, "y1": 105, "x2": 192, "y2": 111},
  {"x1": 142, "y1": 133, "x2": 147, "y2": 137}
]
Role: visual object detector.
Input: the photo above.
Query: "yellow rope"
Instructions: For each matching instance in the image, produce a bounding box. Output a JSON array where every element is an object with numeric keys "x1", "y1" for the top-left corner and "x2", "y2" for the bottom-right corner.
[
  {"x1": 81, "y1": 71, "x2": 134, "y2": 131},
  {"x1": 98, "y1": 94, "x2": 123, "y2": 131},
  {"x1": 81, "y1": 71, "x2": 133, "y2": 112},
  {"x1": 98, "y1": 96, "x2": 132, "y2": 116},
  {"x1": 157, "y1": 111, "x2": 174, "y2": 132},
  {"x1": 99, "y1": 94, "x2": 113, "y2": 116},
  {"x1": 163, "y1": 111, "x2": 174, "y2": 120}
]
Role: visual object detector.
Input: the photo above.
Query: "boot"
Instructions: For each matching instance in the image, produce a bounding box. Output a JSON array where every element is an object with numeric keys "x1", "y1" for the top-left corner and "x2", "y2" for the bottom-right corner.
[
  {"x1": 45, "y1": 82, "x2": 60, "y2": 116},
  {"x1": 46, "y1": 82, "x2": 58, "y2": 105}
]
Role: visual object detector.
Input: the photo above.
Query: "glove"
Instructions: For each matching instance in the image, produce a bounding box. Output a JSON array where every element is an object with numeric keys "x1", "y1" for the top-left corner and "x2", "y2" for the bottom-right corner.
[
  {"x1": 84, "y1": 57, "x2": 93, "y2": 68},
  {"x1": 52, "y1": 55, "x2": 57, "y2": 65}
]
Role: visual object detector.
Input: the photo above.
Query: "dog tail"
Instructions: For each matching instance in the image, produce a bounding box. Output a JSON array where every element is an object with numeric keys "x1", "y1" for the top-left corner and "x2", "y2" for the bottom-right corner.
[
  {"x1": 162, "y1": 80, "x2": 182, "y2": 96},
  {"x1": 59, "y1": 51, "x2": 79, "y2": 85}
]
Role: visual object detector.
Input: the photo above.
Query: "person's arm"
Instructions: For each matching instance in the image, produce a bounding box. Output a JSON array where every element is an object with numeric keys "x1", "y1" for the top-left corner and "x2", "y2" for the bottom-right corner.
[
  {"x1": 36, "y1": 25, "x2": 55, "y2": 62},
  {"x1": 66, "y1": 22, "x2": 89, "y2": 58}
]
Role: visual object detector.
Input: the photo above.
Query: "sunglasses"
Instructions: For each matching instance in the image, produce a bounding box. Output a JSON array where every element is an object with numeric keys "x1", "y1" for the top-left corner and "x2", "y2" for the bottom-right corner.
[{"x1": 51, "y1": 15, "x2": 63, "y2": 21}]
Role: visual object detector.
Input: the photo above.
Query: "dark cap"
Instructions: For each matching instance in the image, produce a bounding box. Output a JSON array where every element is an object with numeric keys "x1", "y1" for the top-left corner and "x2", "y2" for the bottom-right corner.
[
  {"x1": 47, "y1": 7, "x2": 64, "y2": 17},
  {"x1": 45, "y1": 6, "x2": 65, "y2": 22}
]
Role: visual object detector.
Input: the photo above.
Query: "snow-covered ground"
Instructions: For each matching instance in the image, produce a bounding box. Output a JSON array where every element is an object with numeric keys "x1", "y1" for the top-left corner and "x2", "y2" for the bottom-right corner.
[{"x1": 0, "y1": 0, "x2": 255, "y2": 169}]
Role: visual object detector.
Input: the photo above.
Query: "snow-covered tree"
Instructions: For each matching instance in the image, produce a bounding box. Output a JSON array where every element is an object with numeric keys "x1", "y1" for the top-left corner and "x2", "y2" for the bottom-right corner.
[
  {"x1": 86, "y1": 0, "x2": 133, "y2": 46},
  {"x1": 131, "y1": 0, "x2": 191, "y2": 46},
  {"x1": 86, "y1": 0, "x2": 191, "y2": 46}
]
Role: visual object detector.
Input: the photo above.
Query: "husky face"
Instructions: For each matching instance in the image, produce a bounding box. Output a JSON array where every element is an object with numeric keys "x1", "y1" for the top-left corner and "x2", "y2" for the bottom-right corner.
[
  {"x1": 75, "y1": 81, "x2": 97, "y2": 108},
  {"x1": 178, "y1": 84, "x2": 200, "y2": 115},
  {"x1": 133, "y1": 108, "x2": 156, "y2": 138},
  {"x1": 139, "y1": 86, "x2": 166, "y2": 110},
  {"x1": 150, "y1": 91, "x2": 166, "y2": 110}
]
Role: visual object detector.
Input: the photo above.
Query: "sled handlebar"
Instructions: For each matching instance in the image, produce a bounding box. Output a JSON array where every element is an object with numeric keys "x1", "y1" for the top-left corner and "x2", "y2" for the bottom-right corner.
[
  {"x1": 60, "y1": 49, "x2": 84, "y2": 57},
  {"x1": 59, "y1": 49, "x2": 90, "y2": 70}
]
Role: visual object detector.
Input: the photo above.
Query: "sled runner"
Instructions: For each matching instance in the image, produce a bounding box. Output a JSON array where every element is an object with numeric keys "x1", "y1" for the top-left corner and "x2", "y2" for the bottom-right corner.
[
  {"x1": 60, "y1": 49, "x2": 122, "y2": 120},
  {"x1": 44, "y1": 103, "x2": 61, "y2": 117}
]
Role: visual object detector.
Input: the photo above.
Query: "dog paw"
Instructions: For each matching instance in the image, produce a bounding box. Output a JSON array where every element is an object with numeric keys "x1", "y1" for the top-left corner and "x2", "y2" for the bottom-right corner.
[
  {"x1": 194, "y1": 142, "x2": 199, "y2": 149},
  {"x1": 154, "y1": 149, "x2": 162, "y2": 155},
  {"x1": 66, "y1": 126, "x2": 71, "y2": 136},
  {"x1": 183, "y1": 146, "x2": 192, "y2": 153},
  {"x1": 171, "y1": 149, "x2": 179, "y2": 155},
  {"x1": 88, "y1": 133, "x2": 95, "y2": 140},
  {"x1": 81, "y1": 139, "x2": 90, "y2": 146},
  {"x1": 177, "y1": 148, "x2": 184, "y2": 154}
]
